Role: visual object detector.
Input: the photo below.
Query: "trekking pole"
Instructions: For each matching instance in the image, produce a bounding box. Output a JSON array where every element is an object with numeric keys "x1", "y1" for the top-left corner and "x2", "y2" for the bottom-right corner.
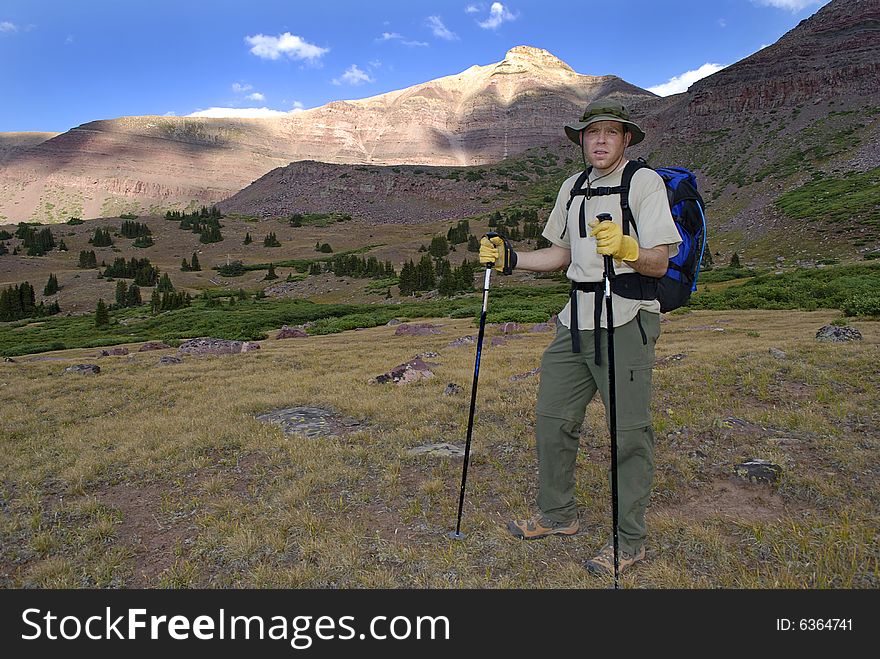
[
  {"x1": 597, "y1": 212, "x2": 621, "y2": 589},
  {"x1": 449, "y1": 263, "x2": 492, "y2": 540}
]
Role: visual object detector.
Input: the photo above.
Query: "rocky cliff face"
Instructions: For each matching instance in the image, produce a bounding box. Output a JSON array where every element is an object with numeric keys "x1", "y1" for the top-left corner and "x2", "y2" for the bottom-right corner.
[
  {"x1": 0, "y1": 46, "x2": 653, "y2": 224},
  {"x1": 686, "y1": 0, "x2": 879, "y2": 117}
]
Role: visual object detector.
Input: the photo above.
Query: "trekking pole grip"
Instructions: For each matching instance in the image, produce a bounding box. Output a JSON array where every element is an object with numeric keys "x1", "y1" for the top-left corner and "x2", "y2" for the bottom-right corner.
[{"x1": 597, "y1": 213, "x2": 615, "y2": 294}]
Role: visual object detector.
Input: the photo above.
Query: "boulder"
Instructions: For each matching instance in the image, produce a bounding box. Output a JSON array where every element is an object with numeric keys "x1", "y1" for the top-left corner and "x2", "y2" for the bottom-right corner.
[
  {"x1": 815, "y1": 325, "x2": 862, "y2": 342},
  {"x1": 277, "y1": 325, "x2": 308, "y2": 339},
  {"x1": 500, "y1": 322, "x2": 522, "y2": 334},
  {"x1": 241, "y1": 341, "x2": 261, "y2": 352},
  {"x1": 734, "y1": 459, "x2": 783, "y2": 485},
  {"x1": 448, "y1": 336, "x2": 475, "y2": 348},
  {"x1": 443, "y1": 383, "x2": 463, "y2": 396},
  {"x1": 158, "y1": 356, "x2": 183, "y2": 366},
  {"x1": 371, "y1": 357, "x2": 434, "y2": 385},
  {"x1": 768, "y1": 347, "x2": 787, "y2": 360},
  {"x1": 100, "y1": 347, "x2": 129, "y2": 357},
  {"x1": 177, "y1": 337, "x2": 243, "y2": 355},
  {"x1": 65, "y1": 364, "x2": 100, "y2": 375}
]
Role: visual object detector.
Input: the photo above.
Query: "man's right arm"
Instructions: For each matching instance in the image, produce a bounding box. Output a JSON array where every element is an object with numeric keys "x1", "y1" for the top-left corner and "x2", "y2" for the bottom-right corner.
[{"x1": 514, "y1": 244, "x2": 571, "y2": 273}]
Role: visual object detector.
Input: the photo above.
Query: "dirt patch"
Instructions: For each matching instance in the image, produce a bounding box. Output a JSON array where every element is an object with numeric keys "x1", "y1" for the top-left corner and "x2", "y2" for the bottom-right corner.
[
  {"x1": 94, "y1": 481, "x2": 195, "y2": 587},
  {"x1": 651, "y1": 476, "x2": 789, "y2": 524}
]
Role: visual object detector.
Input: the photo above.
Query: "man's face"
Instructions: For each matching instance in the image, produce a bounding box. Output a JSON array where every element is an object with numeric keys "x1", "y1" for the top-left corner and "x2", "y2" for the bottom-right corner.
[{"x1": 580, "y1": 120, "x2": 630, "y2": 171}]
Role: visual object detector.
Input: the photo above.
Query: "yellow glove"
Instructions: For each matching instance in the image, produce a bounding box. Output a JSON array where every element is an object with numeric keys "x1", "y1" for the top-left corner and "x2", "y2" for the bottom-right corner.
[
  {"x1": 588, "y1": 219, "x2": 639, "y2": 264},
  {"x1": 479, "y1": 233, "x2": 517, "y2": 274}
]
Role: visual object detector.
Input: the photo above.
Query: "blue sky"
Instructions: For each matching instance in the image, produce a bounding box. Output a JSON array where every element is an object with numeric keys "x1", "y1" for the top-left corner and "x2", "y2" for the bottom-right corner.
[{"x1": 0, "y1": 0, "x2": 831, "y2": 133}]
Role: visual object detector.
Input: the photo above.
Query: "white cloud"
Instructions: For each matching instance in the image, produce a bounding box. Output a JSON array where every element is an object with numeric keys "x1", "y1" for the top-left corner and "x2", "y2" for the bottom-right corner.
[
  {"x1": 647, "y1": 63, "x2": 727, "y2": 96},
  {"x1": 187, "y1": 107, "x2": 291, "y2": 118},
  {"x1": 232, "y1": 83, "x2": 253, "y2": 93},
  {"x1": 245, "y1": 32, "x2": 328, "y2": 61},
  {"x1": 164, "y1": 111, "x2": 177, "y2": 117},
  {"x1": 65, "y1": 34, "x2": 74, "y2": 44},
  {"x1": 377, "y1": 31, "x2": 429, "y2": 46},
  {"x1": 465, "y1": 4, "x2": 481, "y2": 13},
  {"x1": 0, "y1": 21, "x2": 19, "y2": 32},
  {"x1": 477, "y1": 3, "x2": 518, "y2": 29},
  {"x1": 247, "y1": 92, "x2": 265, "y2": 101},
  {"x1": 718, "y1": 18, "x2": 727, "y2": 28},
  {"x1": 369, "y1": 59, "x2": 382, "y2": 68},
  {"x1": 751, "y1": 0, "x2": 825, "y2": 11},
  {"x1": 332, "y1": 64, "x2": 374, "y2": 86},
  {"x1": 426, "y1": 16, "x2": 457, "y2": 40},
  {"x1": 291, "y1": 101, "x2": 305, "y2": 112}
]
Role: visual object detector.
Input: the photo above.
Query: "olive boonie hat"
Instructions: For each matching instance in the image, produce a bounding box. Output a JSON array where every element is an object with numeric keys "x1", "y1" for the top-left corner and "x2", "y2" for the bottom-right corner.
[{"x1": 564, "y1": 99, "x2": 645, "y2": 146}]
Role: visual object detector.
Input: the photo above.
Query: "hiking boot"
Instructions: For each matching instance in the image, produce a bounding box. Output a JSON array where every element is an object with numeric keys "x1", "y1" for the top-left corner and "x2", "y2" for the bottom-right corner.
[
  {"x1": 506, "y1": 514, "x2": 579, "y2": 540},
  {"x1": 584, "y1": 543, "x2": 646, "y2": 576}
]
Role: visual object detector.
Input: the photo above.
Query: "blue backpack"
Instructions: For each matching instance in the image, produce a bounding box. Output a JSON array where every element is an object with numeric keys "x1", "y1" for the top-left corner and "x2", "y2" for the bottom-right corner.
[{"x1": 565, "y1": 159, "x2": 708, "y2": 312}]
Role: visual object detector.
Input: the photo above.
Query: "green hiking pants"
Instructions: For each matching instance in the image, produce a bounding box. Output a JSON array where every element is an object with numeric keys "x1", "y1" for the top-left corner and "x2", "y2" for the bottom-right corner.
[{"x1": 534, "y1": 310, "x2": 660, "y2": 556}]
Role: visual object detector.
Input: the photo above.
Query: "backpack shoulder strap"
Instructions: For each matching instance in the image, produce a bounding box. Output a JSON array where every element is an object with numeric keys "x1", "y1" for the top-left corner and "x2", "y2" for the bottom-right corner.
[
  {"x1": 559, "y1": 169, "x2": 591, "y2": 241},
  {"x1": 565, "y1": 168, "x2": 592, "y2": 212},
  {"x1": 619, "y1": 158, "x2": 651, "y2": 236}
]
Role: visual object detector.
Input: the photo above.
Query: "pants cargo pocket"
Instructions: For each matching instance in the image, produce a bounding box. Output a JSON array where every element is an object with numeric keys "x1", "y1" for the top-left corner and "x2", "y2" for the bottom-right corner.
[{"x1": 614, "y1": 362, "x2": 654, "y2": 431}]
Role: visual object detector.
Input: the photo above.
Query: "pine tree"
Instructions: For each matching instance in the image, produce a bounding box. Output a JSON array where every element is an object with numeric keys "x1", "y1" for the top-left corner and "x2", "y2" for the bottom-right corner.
[
  {"x1": 398, "y1": 260, "x2": 416, "y2": 296},
  {"x1": 115, "y1": 280, "x2": 128, "y2": 307},
  {"x1": 181, "y1": 258, "x2": 190, "y2": 272},
  {"x1": 729, "y1": 252, "x2": 741, "y2": 269},
  {"x1": 125, "y1": 284, "x2": 141, "y2": 307},
  {"x1": 467, "y1": 235, "x2": 480, "y2": 252},
  {"x1": 95, "y1": 298, "x2": 109, "y2": 327},
  {"x1": 150, "y1": 289, "x2": 161, "y2": 315},
  {"x1": 57, "y1": 239, "x2": 68, "y2": 251},
  {"x1": 190, "y1": 252, "x2": 200, "y2": 271},
  {"x1": 244, "y1": 232, "x2": 252, "y2": 245},
  {"x1": 264, "y1": 232, "x2": 281, "y2": 247},
  {"x1": 416, "y1": 254, "x2": 435, "y2": 291},
  {"x1": 43, "y1": 273, "x2": 59, "y2": 296},
  {"x1": 264, "y1": 263, "x2": 278, "y2": 280},
  {"x1": 157, "y1": 273, "x2": 174, "y2": 292},
  {"x1": 429, "y1": 236, "x2": 449, "y2": 259}
]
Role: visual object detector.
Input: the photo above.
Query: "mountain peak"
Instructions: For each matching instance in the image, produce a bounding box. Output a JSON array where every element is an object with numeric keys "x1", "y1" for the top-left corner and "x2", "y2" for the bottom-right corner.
[{"x1": 499, "y1": 45, "x2": 574, "y2": 72}]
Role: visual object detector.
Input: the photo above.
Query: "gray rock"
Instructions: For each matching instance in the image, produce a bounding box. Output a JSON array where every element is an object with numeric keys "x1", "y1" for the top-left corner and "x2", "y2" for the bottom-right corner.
[
  {"x1": 255, "y1": 406, "x2": 362, "y2": 438},
  {"x1": 734, "y1": 459, "x2": 783, "y2": 485},
  {"x1": 65, "y1": 364, "x2": 100, "y2": 375},
  {"x1": 100, "y1": 347, "x2": 129, "y2": 357},
  {"x1": 276, "y1": 325, "x2": 308, "y2": 339},
  {"x1": 499, "y1": 322, "x2": 522, "y2": 334},
  {"x1": 769, "y1": 347, "x2": 787, "y2": 360},
  {"x1": 241, "y1": 341, "x2": 261, "y2": 352},
  {"x1": 448, "y1": 336, "x2": 475, "y2": 348},
  {"x1": 816, "y1": 325, "x2": 862, "y2": 342},
  {"x1": 407, "y1": 443, "x2": 466, "y2": 457},
  {"x1": 158, "y1": 356, "x2": 183, "y2": 366},
  {"x1": 443, "y1": 383, "x2": 463, "y2": 396},
  {"x1": 371, "y1": 357, "x2": 434, "y2": 385},
  {"x1": 177, "y1": 337, "x2": 243, "y2": 355}
]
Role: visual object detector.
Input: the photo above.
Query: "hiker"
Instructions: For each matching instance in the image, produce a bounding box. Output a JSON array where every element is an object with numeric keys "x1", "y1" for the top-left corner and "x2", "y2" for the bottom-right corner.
[{"x1": 479, "y1": 99, "x2": 681, "y2": 576}]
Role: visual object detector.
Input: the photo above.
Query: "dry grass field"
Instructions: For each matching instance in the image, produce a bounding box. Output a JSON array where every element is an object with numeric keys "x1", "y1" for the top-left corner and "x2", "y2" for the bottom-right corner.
[{"x1": 1, "y1": 309, "x2": 877, "y2": 589}]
